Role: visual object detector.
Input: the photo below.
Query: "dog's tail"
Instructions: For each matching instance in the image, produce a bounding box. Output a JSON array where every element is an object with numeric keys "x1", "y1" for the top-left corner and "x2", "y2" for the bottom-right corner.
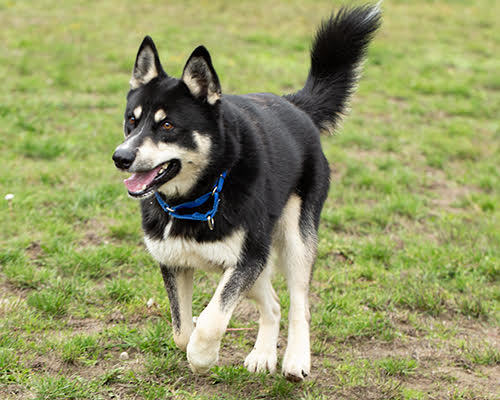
[{"x1": 285, "y1": 5, "x2": 381, "y2": 133}]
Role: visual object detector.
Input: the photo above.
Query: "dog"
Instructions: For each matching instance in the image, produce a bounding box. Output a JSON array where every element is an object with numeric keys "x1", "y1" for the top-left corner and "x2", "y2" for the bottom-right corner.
[{"x1": 112, "y1": 5, "x2": 380, "y2": 381}]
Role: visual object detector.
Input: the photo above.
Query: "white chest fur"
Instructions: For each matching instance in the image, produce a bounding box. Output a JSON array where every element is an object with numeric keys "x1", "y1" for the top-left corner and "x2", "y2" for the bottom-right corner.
[{"x1": 144, "y1": 223, "x2": 246, "y2": 270}]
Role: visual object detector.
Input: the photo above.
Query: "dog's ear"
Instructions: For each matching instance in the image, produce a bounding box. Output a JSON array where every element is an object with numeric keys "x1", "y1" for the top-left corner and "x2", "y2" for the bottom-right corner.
[
  {"x1": 130, "y1": 36, "x2": 166, "y2": 89},
  {"x1": 181, "y1": 46, "x2": 221, "y2": 105}
]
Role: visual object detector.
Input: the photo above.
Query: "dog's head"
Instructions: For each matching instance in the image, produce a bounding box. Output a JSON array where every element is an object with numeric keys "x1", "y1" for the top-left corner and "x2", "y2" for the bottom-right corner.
[{"x1": 113, "y1": 36, "x2": 222, "y2": 199}]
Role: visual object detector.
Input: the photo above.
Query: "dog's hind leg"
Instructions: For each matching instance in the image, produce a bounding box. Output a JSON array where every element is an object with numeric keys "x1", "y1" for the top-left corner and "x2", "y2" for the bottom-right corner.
[
  {"x1": 244, "y1": 262, "x2": 281, "y2": 374},
  {"x1": 160, "y1": 265, "x2": 194, "y2": 351},
  {"x1": 275, "y1": 194, "x2": 317, "y2": 381}
]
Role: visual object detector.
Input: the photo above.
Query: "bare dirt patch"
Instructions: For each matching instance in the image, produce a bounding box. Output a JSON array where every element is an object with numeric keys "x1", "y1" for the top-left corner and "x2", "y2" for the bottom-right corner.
[
  {"x1": 342, "y1": 315, "x2": 500, "y2": 398},
  {"x1": 423, "y1": 166, "x2": 477, "y2": 212},
  {"x1": 25, "y1": 241, "x2": 45, "y2": 260},
  {"x1": 78, "y1": 218, "x2": 111, "y2": 247},
  {"x1": 0, "y1": 384, "x2": 27, "y2": 400},
  {"x1": 0, "y1": 280, "x2": 29, "y2": 302},
  {"x1": 66, "y1": 317, "x2": 106, "y2": 335}
]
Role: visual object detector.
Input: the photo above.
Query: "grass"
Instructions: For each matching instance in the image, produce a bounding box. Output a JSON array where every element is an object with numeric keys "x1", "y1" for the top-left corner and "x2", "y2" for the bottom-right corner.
[
  {"x1": 0, "y1": 0, "x2": 499, "y2": 399},
  {"x1": 60, "y1": 335, "x2": 101, "y2": 365},
  {"x1": 26, "y1": 289, "x2": 70, "y2": 317},
  {"x1": 378, "y1": 357, "x2": 418, "y2": 377}
]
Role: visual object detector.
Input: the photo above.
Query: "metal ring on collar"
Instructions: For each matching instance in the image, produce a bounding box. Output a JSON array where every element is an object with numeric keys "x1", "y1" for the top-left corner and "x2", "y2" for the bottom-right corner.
[{"x1": 207, "y1": 215, "x2": 214, "y2": 230}]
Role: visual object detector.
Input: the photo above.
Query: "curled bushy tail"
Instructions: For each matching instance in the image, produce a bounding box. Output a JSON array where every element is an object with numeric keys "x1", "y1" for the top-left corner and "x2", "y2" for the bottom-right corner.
[{"x1": 285, "y1": 5, "x2": 381, "y2": 132}]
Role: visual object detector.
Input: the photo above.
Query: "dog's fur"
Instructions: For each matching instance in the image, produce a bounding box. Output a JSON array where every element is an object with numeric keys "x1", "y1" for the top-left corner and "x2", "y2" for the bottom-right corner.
[{"x1": 113, "y1": 5, "x2": 380, "y2": 381}]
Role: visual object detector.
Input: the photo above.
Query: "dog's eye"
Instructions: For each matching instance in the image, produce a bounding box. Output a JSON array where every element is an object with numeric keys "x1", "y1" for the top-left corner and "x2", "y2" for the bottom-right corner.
[
  {"x1": 162, "y1": 121, "x2": 174, "y2": 131},
  {"x1": 128, "y1": 116, "x2": 136, "y2": 125}
]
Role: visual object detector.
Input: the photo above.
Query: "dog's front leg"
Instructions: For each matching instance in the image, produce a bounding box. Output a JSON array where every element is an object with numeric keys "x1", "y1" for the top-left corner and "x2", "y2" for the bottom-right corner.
[
  {"x1": 187, "y1": 252, "x2": 266, "y2": 374},
  {"x1": 160, "y1": 265, "x2": 194, "y2": 351}
]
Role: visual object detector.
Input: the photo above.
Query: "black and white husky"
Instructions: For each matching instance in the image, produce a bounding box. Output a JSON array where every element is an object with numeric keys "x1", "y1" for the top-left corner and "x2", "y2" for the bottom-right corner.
[{"x1": 112, "y1": 5, "x2": 380, "y2": 381}]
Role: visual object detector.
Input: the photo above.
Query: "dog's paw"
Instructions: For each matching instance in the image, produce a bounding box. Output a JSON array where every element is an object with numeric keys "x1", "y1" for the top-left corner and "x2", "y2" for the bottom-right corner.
[
  {"x1": 244, "y1": 348, "x2": 277, "y2": 374},
  {"x1": 282, "y1": 352, "x2": 310, "y2": 382},
  {"x1": 186, "y1": 329, "x2": 219, "y2": 374},
  {"x1": 173, "y1": 331, "x2": 191, "y2": 352}
]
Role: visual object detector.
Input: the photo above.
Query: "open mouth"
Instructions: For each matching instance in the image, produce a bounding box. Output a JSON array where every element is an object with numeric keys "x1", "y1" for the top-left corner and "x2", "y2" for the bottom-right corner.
[{"x1": 124, "y1": 160, "x2": 181, "y2": 198}]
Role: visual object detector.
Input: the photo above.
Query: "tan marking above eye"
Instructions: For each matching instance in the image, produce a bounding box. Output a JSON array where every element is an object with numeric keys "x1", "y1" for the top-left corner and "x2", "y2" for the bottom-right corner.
[
  {"x1": 133, "y1": 106, "x2": 142, "y2": 119},
  {"x1": 155, "y1": 108, "x2": 167, "y2": 123}
]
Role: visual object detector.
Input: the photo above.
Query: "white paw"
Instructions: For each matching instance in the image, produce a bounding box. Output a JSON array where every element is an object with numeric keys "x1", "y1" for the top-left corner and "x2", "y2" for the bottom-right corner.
[
  {"x1": 282, "y1": 351, "x2": 310, "y2": 382},
  {"x1": 186, "y1": 329, "x2": 219, "y2": 374},
  {"x1": 244, "y1": 348, "x2": 277, "y2": 374},
  {"x1": 173, "y1": 332, "x2": 190, "y2": 352}
]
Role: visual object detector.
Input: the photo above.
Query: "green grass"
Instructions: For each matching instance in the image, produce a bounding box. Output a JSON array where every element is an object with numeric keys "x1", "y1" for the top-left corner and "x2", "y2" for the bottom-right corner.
[
  {"x1": 26, "y1": 289, "x2": 70, "y2": 317},
  {"x1": 33, "y1": 376, "x2": 96, "y2": 400},
  {"x1": 0, "y1": 0, "x2": 499, "y2": 399},
  {"x1": 60, "y1": 335, "x2": 101, "y2": 365},
  {"x1": 378, "y1": 357, "x2": 418, "y2": 377}
]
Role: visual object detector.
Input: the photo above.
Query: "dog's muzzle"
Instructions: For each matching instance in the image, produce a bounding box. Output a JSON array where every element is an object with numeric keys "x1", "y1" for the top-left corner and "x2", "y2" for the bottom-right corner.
[{"x1": 113, "y1": 147, "x2": 137, "y2": 170}]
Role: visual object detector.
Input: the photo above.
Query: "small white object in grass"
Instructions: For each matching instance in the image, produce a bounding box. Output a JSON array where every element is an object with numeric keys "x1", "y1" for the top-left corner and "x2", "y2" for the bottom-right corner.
[
  {"x1": 119, "y1": 351, "x2": 129, "y2": 360},
  {"x1": 5, "y1": 194, "x2": 14, "y2": 201},
  {"x1": 192, "y1": 316, "x2": 198, "y2": 325},
  {"x1": 146, "y1": 298, "x2": 155, "y2": 308}
]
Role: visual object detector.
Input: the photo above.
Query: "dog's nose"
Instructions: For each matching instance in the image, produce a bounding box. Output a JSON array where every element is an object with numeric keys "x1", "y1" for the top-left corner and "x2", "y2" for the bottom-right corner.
[{"x1": 112, "y1": 148, "x2": 136, "y2": 170}]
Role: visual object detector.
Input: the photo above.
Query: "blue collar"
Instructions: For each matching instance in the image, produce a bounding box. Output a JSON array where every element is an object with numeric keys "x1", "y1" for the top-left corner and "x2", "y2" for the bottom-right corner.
[{"x1": 154, "y1": 170, "x2": 228, "y2": 230}]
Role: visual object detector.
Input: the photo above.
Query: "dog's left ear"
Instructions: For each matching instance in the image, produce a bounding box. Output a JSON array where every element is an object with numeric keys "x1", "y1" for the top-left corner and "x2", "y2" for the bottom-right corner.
[
  {"x1": 130, "y1": 36, "x2": 167, "y2": 89},
  {"x1": 181, "y1": 46, "x2": 221, "y2": 105}
]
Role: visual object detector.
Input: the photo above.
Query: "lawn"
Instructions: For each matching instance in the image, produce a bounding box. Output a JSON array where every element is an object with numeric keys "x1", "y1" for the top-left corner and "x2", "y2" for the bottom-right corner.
[{"x1": 0, "y1": 0, "x2": 499, "y2": 399}]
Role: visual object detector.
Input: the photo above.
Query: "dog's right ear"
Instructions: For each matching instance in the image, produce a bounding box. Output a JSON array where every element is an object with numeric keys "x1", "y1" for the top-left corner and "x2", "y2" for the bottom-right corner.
[
  {"x1": 181, "y1": 46, "x2": 221, "y2": 105},
  {"x1": 130, "y1": 36, "x2": 167, "y2": 89}
]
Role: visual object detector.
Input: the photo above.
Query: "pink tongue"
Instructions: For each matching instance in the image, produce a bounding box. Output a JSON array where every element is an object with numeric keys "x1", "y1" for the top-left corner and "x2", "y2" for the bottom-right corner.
[{"x1": 124, "y1": 165, "x2": 162, "y2": 193}]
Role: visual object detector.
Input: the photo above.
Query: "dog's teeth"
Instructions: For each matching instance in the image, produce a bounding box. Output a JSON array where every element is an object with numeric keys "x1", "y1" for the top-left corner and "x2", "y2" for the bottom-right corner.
[{"x1": 141, "y1": 184, "x2": 147, "y2": 191}]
